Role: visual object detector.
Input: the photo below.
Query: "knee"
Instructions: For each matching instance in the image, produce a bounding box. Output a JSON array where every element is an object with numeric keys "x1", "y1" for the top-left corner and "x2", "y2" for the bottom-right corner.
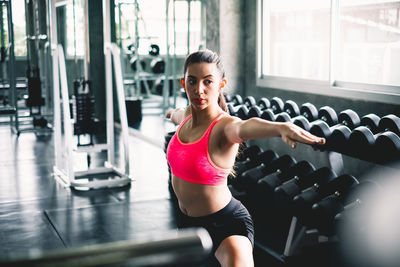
[{"x1": 215, "y1": 236, "x2": 254, "y2": 267}]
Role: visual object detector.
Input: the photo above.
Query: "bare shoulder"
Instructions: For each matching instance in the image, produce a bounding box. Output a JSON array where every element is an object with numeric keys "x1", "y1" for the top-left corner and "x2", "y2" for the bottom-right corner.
[{"x1": 215, "y1": 114, "x2": 244, "y2": 144}]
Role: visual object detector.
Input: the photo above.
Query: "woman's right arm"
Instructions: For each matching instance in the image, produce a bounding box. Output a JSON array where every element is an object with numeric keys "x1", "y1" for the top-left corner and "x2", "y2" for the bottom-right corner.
[{"x1": 165, "y1": 106, "x2": 191, "y2": 125}]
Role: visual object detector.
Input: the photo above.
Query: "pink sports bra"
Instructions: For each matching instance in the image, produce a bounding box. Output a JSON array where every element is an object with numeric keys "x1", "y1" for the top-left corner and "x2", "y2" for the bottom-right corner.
[{"x1": 167, "y1": 113, "x2": 231, "y2": 186}]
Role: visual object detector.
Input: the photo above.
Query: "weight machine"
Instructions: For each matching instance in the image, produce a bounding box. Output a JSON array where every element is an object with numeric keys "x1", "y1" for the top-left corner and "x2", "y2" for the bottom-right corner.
[
  {"x1": 0, "y1": 0, "x2": 17, "y2": 118},
  {"x1": 50, "y1": 0, "x2": 132, "y2": 190}
]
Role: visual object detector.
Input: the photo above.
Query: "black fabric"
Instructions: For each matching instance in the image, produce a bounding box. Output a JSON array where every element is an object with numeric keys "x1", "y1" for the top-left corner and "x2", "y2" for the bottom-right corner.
[{"x1": 177, "y1": 197, "x2": 254, "y2": 253}]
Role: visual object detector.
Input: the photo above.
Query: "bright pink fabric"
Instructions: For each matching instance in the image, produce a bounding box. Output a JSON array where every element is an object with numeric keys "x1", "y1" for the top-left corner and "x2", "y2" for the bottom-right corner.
[{"x1": 167, "y1": 113, "x2": 231, "y2": 185}]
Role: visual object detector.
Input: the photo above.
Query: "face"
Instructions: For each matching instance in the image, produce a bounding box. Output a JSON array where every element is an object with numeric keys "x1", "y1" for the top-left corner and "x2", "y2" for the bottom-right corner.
[{"x1": 182, "y1": 62, "x2": 226, "y2": 110}]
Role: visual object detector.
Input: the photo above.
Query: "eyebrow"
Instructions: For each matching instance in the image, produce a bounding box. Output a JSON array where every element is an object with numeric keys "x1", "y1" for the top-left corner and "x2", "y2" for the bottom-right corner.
[{"x1": 187, "y1": 74, "x2": 214, "y2": 79}]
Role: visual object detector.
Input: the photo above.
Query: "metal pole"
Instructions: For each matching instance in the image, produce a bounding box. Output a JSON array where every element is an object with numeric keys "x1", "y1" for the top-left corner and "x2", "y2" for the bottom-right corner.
[
  {"x1": 187, "y1": 0, "x2": 191, "y2": 55},
  {"x1": 6, "y1": 0, "x2": 17, "y2": 133},
  {"x1": 103, "y1": 0, "x2": 115, "y2": 165},
  {"x1": 84, "y1": 0, "x2": 90, "y2": 81},
  {"x1": 49, "y1": 0, "x2": 62, "y2": 174}
]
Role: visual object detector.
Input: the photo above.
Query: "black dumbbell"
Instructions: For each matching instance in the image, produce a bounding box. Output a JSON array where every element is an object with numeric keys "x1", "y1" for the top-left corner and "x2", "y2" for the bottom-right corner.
[
  {"x1": 283, "y1": 100, "x2": 300, "y2": 118},
  {"x1": 254, "y1": 159, "x2": 313, "y2": 200},
  {"x1": 235, "y1": 145, "x2": 263, "y2": 162},
  {"x1": 292, "y1": 174, "x2": 358, "y2": 227},
  {"x1": 300, "y1": 103, "x2": 319, "y2": 122},
  {"x1": 378, "y1": 114, "x2": 400, "y2": 135},
  {"x1": 310, "y1": 109, "x2": 360, "y2": 150},
  {"x1": 235, "y1": 150, "x2": 278, "y2": 178},
  {"x1": 240, "y1": 155, "x2": 297, "y2": 194},
  {"x1": 310, "y1": 176, "x2": 360, "y2": 236},
  {"x1": 227, "y1": 103, "x2": 249, "y2": 120},
  {"x1": 333, "y1": 180, "x2": 381, "y2": 240},
  {"x1": 291, "y1": 108, "x2": 317, "y2": 131},
  {"x1": 360, "y1": 113, "x2": 380, "y2": 134},
  {"x1": 258, "y1": 97, "x2": 270, "y2": 110},
  {"x1": 232, "y1": 150, "x2": 279, "y2": 192},
  {"x1": 270, "y1": 97, "x2": 284, "y2": 114},
  {"x1": 243, "y1": 96, "x2": 257, "y2": 108},
  {"x1": 248, "y1": 98, "x2": 272, "y2": 118},
  {"x1": 273, "y1": 167, "x2": 337, "y2": 216},
  {"x1": 318, "y1": 106, "x2": 338, "y2": 126},
  {"x1": 374, "y1": 131, "x2": 400, "y2": 164},
  {"x1": 231, "y1": 94, "x2": 243, "y2": 106}
]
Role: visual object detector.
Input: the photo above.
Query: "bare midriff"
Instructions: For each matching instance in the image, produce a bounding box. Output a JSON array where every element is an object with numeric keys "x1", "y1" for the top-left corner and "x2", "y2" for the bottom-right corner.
[{"x1": 172, "y1": 174, "x2": 232, "y2": 217}]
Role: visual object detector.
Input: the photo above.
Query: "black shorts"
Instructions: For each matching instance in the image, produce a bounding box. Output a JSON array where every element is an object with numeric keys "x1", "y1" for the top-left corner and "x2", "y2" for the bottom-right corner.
[{"x1": 177, "y1": 197, "x2": 254, "y2": 253}]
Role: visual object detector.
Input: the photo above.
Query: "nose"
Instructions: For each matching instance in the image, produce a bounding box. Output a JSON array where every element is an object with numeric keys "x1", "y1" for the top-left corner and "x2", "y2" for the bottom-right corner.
[{"x1": 194, "y1": 82, "x2": 205, "y2": 95}]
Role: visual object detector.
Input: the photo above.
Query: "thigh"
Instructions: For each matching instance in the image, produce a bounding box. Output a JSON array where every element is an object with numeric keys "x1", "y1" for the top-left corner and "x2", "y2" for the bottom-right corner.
[{"x1": 215, "y1": 235, "x2": 254, "y2": 267}]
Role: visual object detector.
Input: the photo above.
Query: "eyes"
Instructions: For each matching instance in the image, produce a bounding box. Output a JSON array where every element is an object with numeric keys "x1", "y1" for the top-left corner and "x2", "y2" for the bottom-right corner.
[{"x1": 187, "y1": 78, "x2": 214, "y2": 86}]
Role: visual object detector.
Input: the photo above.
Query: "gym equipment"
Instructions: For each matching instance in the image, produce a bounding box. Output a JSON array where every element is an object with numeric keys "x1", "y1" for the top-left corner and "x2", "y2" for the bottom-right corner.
[
  {"x1": 349, "y1": 127, "x2": 400, "y2": 163},
  {"x1": 274, "y1": 167, "x2": 337, "y2": 216},
  {"x1": 247, "y1": 97, "x2": 271, "y2": 119},
  {"x1": 231, "y1": 94, "x2": 243, "y2": 106},
  {"x1": 227, "y1": 102, "x2": 249, "y2": 120},
  {"x1": 255, "y1": 161, "x2": 316, "y2": 202},
  {"x1": 235, "y1": 150, "x2": 278, "y2": 177},
  {"x1": 250, "y1": 155, "x2": 298, "y2": 195},
  {"x1": 360, "y1": 113, "x2": 380, "y2": 133},
  {"x1": 148, "y1": 43, "x2": 160, "y2": 56},
  {"x1": 318, "y1": 106, "x2": 338, "y2": 126},
  {"x1": 247, "y1": 105, "x2": 263, "y2": 119},
  {"x1": 0, "y1": 227, "x2": 212, "y2": 267},
  {"x1": 291, "y1": 103, "x2": 319, "y2": 131},
  {"x1": 275, "y1": 112, "x2": 292, "y2": 123},
  {"x1": 130, "y1": 56, "x2": 146, "y2": 72},
  {"x1": 235, "y1": 144, "x2": 263, "y2": 162},
  {"x1": 270, "y1": 97, "x2": 284, "y2": 114},
  {"x1": 374, "y1": 131, "x2": 400, "y2": 163},
  {"x1": 310, "y1": 176, "x2": 360, "y2": 236},
  {"x1": 150, "y1": 58, "x2": 165, "y2": 74},
  {"x1": 50, "y1": 0, "x2": 132, "y2": 190},
  {"x1": 257, "y1": 97, "x2": 270, "y2": 110},
  {"x1": 300, "y1": 103, "x2": 318, "y2": 122},
  {"x1": 333, "y1": 180, "x2": 381, "y2": 240},
  {"x1": 283, "y1": 100, "x2": 300, "y2": 118},
  {"x1": 310, "y1": 109, "x2": 359, "y2": 151},
  {"x1": 292, "y1": 174, "x2": 359, "y2": 227},
  {"x1": 243, "y1": 96, "x2": 257, "y2": 108},
  {"x1": 261, "y1": 109, "x2": 276, "y2": 121},
  {"x1": 292, "y1": 115, "x2": 311, "y2": 131},
  {"x1": 378, "y1": 114, "x2": 400, "y2": 135}
]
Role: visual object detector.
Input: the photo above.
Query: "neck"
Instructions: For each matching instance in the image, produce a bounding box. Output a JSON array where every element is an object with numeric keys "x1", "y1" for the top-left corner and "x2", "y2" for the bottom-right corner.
[{"x1": 190, "y1": 105, "x2": 222, "y2": 126}]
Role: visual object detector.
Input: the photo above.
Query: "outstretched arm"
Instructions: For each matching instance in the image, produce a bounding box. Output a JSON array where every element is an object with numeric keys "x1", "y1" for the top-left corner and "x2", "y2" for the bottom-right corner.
[
  {"x1": 165, "y1": 106, "x2": 191, "y2": 125},
  {"x1": 224, "y1": 117, "x2": 325, "y2": 148}
]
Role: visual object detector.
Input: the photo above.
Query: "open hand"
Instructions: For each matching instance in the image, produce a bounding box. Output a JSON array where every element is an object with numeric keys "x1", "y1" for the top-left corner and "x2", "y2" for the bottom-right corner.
[{"x1": 280, "y1": 122, "x2": 325, "y2": 149}]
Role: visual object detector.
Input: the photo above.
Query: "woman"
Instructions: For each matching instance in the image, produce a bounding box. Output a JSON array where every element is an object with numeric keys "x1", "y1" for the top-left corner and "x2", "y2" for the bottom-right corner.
[{"x1": 166, "y1": 50, "x2": 325, "y2": 267}]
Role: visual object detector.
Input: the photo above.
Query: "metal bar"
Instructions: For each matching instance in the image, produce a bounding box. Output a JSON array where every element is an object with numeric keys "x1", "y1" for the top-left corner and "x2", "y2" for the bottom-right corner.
[
  {"x1": 103, "y1": 0, "x2": 115, "y2": 166},
  {"x1": 6, "y1": 0, "x2": 17, "y2": 132},
  {"x1": 0, "y1": 228, "x2": 212, "y2": 267},
  {"x1": 57, "y1": 45, "x2": 75, "y2": 183},
  {"x1": 109, "y1": 43, "x2": 131, "y2": 176}
]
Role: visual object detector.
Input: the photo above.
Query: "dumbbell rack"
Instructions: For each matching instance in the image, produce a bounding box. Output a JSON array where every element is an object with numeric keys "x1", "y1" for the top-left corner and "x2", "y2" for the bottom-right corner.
[{"x1": 226, "y1": 94, "x2": 400, "y2": 266}]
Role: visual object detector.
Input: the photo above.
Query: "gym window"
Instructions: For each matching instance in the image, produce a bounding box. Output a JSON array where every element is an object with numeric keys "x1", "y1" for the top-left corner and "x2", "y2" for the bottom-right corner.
[
  {"x1": 10, "y1": 0, "x2": 27, "y2": 57},
  {"x1": 257, "y1": 0, "x2": 400, "y2": 104},
  {"x1": 115, "y1": 0, "x2": 203, "y2": 56}
]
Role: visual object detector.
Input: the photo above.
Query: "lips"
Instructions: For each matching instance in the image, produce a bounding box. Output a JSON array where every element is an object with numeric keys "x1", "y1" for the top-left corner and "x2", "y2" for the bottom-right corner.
[{"x1": 196, "y1": 98, "x2": 205, "y2": 103}]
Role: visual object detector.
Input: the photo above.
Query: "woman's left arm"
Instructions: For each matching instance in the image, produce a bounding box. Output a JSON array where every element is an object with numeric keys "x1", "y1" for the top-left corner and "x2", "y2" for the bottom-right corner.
[{"x1": 224, "y1": 117, "x2": 325, "y2": 148}]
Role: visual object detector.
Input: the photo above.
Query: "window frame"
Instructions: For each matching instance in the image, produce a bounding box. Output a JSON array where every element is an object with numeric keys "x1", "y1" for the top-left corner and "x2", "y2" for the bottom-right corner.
[{"x1": 256, "y1": 0, "x2": 400, "y2": 105}]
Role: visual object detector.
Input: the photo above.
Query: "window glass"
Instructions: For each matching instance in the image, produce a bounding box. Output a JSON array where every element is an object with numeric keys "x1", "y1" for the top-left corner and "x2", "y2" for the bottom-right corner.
[
  {"x1": 11, "y1": 0, "x2": 27, "y2": 57},
  {"x1": 263, "y1": 0, "x2": 331, "y2": 80},
  {"x1": 337, "y1": 0, "x2": 400, "y2": 86}
]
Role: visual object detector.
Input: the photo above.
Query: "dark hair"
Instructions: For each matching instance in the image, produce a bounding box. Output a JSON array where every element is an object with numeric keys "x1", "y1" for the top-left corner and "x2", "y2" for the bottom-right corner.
[{"x1": 183, "y1": 49, "x2": 228, "y2": 113}]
